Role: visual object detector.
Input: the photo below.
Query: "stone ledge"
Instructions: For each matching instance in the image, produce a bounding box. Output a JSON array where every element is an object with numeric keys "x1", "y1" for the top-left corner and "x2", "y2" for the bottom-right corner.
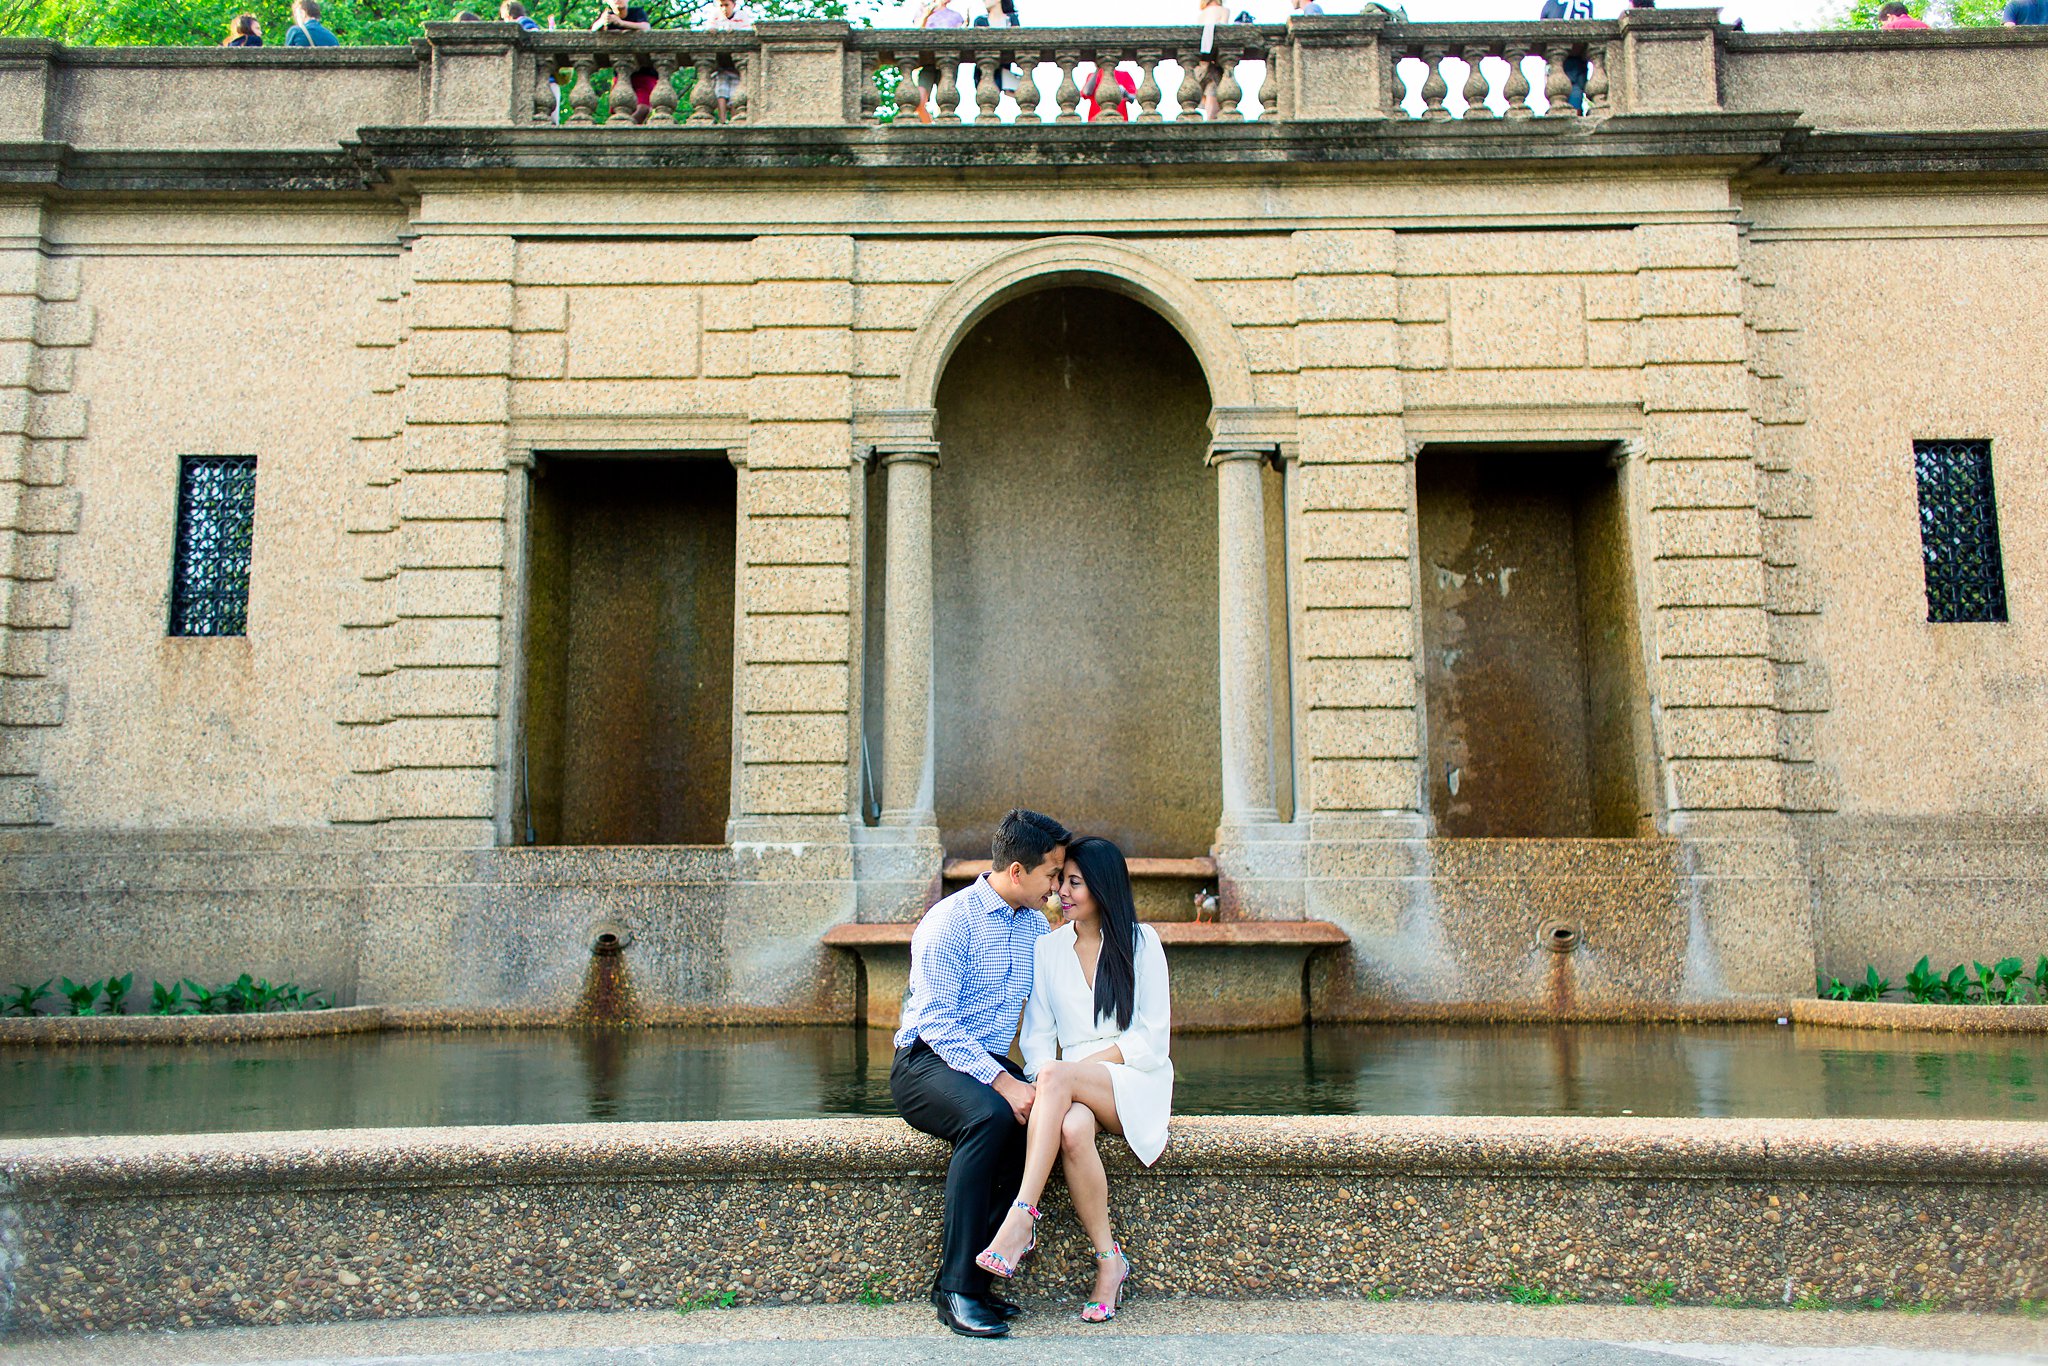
[
  {"x1": 823, "y1": 920, "x2": 1348, "y2": 947},
  {"x1": 0, "y1": 1005, "x2": 384, "y2": 1046},
  {"x1": 1791, "y1": 998, "x2": 2048, "y2": 1034},
  {"x1": 3, "y1": 1116, "x2": 2045, "y2": 1331}
]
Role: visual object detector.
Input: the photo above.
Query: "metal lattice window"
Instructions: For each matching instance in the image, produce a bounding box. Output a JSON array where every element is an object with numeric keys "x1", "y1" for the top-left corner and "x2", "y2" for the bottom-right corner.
[
  {"x1": 1913, "y1": 440, "x2": 2007, "y2": 624},
  {"x1": 168, "y1": 456, "x2": 257, "y2": 637}
]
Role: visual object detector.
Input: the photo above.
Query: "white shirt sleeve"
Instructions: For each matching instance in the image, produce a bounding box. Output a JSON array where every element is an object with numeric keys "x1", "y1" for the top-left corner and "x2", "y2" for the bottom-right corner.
[
  {"x1": 1115, "y1": 926, "x2": 1172, "y2": 1072},
  {"x1": 1019, "y1": 935, "x2": 1059, "y2": 1082}
]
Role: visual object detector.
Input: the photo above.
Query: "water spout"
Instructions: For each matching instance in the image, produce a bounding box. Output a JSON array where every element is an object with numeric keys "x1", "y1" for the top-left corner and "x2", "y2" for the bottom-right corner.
[{"x1": 575, "y1": 926, "x2": 640, "y2": 1026}]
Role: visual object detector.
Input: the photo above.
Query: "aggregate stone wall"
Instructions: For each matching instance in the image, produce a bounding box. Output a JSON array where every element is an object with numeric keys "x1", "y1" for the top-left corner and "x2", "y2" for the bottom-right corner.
[{"x1": 3, "y1": 1116, "x2": 2044, "y2": 1333}]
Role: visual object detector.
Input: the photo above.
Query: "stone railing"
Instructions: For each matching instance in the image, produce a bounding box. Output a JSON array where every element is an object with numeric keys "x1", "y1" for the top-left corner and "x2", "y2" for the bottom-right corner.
[
  {"x1": 1388, "y1": 23, "x2": 1609, "y2": 120},
  {"x1": 9, "y1": 12, "x2": 2048, "y2": 152},
  {"x1": 524, "y1": 32, "x2": 761, "y2": 125},
  {"x1": 853, "y1": 25, "x2": 1287, "y2": 125}
]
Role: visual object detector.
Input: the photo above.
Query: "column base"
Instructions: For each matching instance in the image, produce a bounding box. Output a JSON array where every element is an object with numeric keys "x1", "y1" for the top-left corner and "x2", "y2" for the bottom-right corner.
[
  {"x1": 1211, "y1": 817, "x2": 1308, "y2": 920},
  {"x1": 851, "y1": 819, "x2": 943, "y2": 923}
]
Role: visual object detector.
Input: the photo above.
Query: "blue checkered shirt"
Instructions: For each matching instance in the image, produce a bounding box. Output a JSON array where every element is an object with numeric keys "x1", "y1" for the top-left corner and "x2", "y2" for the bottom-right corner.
[{"x1": 894, "y1": 874, "x2": 1050, "y2": 1085}]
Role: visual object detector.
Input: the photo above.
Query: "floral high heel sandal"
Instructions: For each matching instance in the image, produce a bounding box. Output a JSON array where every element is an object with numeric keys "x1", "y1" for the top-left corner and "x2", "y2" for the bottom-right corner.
[
  {"x1": 1080, "y1": 1243, "x2": 1131, "y2": 1323},
  {"x1": 974, "y1": 1200, "x2": 1041, "y2": 1279}
]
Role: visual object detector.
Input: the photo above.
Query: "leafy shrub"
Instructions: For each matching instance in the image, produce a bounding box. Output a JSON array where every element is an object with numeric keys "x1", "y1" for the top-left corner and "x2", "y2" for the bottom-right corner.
[
  {"x1": 5, "y1": 973, "x2": 330, "y2": 1017},
  {"x1": 1825, "y1": 954, "x2": 2046, "y2": 1005}
]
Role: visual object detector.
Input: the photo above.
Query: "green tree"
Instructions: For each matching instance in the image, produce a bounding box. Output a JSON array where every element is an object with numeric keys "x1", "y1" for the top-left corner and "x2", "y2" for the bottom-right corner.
[
  {"x1": 0, "y1": 0, "x2": 869, "y2": 46},
  {"x1": 1828, "y1": 0, "x2": 2004, "y2": 27}
]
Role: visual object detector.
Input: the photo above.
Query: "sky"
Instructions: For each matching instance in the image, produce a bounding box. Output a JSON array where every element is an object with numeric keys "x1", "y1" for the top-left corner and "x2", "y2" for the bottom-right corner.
[{"x1": 890, "y1": 0, "x2": 1841, "y2": 33}]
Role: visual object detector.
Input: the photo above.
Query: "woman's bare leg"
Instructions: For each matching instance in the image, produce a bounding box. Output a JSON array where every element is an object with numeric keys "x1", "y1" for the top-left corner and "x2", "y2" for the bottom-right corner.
[{"x1": 980, "y1": 1060, "x2": 1122, "y2": 1267}]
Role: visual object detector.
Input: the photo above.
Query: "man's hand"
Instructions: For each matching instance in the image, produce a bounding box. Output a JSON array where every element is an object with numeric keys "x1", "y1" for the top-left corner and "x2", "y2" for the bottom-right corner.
[{"x1": 991, "y1": 1071, "x2": 1034, "y2": 1125}]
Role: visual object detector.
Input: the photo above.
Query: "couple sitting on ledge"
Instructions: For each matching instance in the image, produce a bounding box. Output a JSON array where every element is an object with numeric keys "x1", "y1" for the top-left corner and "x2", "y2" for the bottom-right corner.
[{"x1": 892, "y1": 808, "x2": 1175, "y2": 1339}]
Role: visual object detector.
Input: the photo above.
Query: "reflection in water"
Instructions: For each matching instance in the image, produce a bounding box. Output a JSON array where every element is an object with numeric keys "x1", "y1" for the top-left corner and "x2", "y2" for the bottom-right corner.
[{"x1": 5, "y1": 1023, "x2": 2048, "y2": 1139}]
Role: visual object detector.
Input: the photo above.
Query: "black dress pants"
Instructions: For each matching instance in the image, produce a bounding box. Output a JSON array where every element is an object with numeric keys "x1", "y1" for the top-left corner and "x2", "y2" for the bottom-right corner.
[{"x1": 890, "y1": 1041, "x2": 1027, "y2": 1297}]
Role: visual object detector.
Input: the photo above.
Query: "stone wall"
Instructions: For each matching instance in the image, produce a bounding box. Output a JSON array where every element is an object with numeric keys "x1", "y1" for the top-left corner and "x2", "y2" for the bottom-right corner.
[{"x1": 4, "y1": 1115, "x2": 2044, "y2": 1332}]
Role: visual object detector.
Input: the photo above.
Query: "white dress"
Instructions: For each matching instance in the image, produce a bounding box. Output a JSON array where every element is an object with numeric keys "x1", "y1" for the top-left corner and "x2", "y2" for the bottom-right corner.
[{"x1": 1020, "y1": 922, "x2": 1174, "y2": 1166}]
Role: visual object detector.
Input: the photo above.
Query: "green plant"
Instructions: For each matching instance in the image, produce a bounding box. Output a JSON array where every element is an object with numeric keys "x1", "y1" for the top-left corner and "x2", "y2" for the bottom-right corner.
[
  {"x1": 180, "y1": 978, "x2": 219, "y2": 1013},
  {"x1": 1709, "y1": 1293, "x2": 1749, "y2": 1309},
  {"x1": 2035, "y1": 956, "x2": 2048, "y2": 1003},
  {"x1": 59, "y1": 976, "x2": 104, "y2": 1016},
  {"x1": 1817, "y1": 973, "x2": 1852, "y2": 1002},
  {"x1": 3, "y1": 979, "x2": 52, "y2": 1016},
  {"x1": 1895, "y1": 1295, "x2": 1942, "y2": 1314},
  {"x1": 2018, "y1": 1297, "x2": 2048, "y2": 1319},
  {"x1": 1789, "y1": 1287, "x2": 1830, "y2": 1311},
  {"x1": 676, "y1": 1289, "x2": 738, "y2": 1315},
  {"x1": 1624, "y1": 1279, "x2": 1676, "y2": 1307},
  {"x1": 1847, "y1": 966, "x2": 1892, "y2": 1003},
  {"x1": 148, "y1": 980, "x2": 193, "y2": 1015},
  {"x1": 1504, "y1": 1280, "x2": 1574, "y2": 1306},
  {"x1": 1367, "y1": 1284, "x2": 1401, "y2": 1301},
  {"x1": 98, "y1": 971, "x2": 133, "y2": 1015},
  {"x1": 1905, "y1": 956, "x2": 1944, "y2": 1004},
  {"x1": 854, "y1": 1275, "x2": 892, "y2": 1306},
  {"x1": 1943, "y1": 962, "x2": 1978, "y2": 1004}
]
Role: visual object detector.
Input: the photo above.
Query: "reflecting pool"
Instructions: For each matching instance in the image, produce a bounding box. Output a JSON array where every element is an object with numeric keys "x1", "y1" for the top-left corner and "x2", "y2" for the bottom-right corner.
[{"x1": 4, "y1": 1022, "x2": 2045, "y2": 1138}]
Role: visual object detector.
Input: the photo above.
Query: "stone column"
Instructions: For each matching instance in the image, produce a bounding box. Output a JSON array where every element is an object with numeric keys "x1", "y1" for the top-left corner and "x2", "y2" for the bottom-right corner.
[
  {"x1": 1212, "y1": 443, "x2": 1281, "y2": 829},
  {"x1": 873, "y1": 435, "x2": 940, "y2": 827}
]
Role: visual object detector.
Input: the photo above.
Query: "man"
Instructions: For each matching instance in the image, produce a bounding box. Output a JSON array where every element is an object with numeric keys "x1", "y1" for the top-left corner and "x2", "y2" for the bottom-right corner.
[
  {"x1": 1878, "y1": 1, "x2": 1930, "y2": 25},
  {"x1": 2007, "y1": 0, "x2": 2048, "y2": 23},
  {"x1": 1538, "y1": 0, "x2": 1594, "y2": 113},
  {"x1": 891, "y1": 808, "x2": 1069, "y2": 1339},
  {"x1": 284, "y1": 0, "x2": 339, "y2": 45}
]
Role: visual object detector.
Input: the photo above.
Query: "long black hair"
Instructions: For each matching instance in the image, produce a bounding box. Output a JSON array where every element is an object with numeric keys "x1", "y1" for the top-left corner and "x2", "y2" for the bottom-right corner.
[{"x1": 1066, "y1": 836, "x2": 1139, "y2": 1031}]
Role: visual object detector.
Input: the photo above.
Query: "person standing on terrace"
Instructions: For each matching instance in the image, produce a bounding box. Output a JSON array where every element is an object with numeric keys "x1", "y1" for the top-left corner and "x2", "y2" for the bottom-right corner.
[
  {"x1": 1538, "y1": 0, "x2": 1593, "y2": 113},
  {"x1": 1878, "y1": 2, "x2": 1931, "y2": 26},
  {"x1": 223, "y1": 13, "x2": 262, "y2": 45},
  {"x1": 891, "y1": 808, "x2": 1069, "y2": 1339},
  {"x1": 284, "y1": 0, "x2": 339, "y2": 45},
  {"x1": 703, "y1": 0, "x2": 754, "y2": 123},
  {"x1": 2005, "y1": 0, "x2": 2048, "y2": 23},
  {"x1": 592, "y1": 0, "x2": 657, "y2": 123}
]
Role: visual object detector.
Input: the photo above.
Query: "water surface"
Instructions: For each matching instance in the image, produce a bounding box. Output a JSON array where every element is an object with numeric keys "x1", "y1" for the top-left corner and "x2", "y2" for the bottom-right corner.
[{"x1": 3, "y1": 1022, "x2": 2044, "y2": 1139}]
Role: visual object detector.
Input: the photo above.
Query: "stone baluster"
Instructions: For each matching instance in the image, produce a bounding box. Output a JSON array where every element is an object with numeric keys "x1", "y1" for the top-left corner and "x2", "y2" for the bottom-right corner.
[
  {"x1": 1216, "y1": 53, "x2": 1244, "y2": 122},
  {"x1": 1134, "y1": 49, "x2": 1163, "y2": 122},
  {"x1": 1585, "y1": 44, "x2": 1610, "y2": 115},
  {"x1": 569, "y1": 56, "x2": 598, "y2": 123},
  {"x1": 1212, "y1": 445, "x2": 1281, "y2": 830},
  {"x1": 1461, "y1": 44, "x2": 1492, "y2": 119},
  {"x1": 1419, "y1": 45, "x2": 1450, "y2": 121},
  {"x1": 933, "y1": 53, "x2": 961, "y2": 124},
  {"x1": 1094, "y1": 50, "x2": 1128, "y2": 123},
  {"x1": 1010, "y1": 48, "x2": 1041, "y2": 122},
  {"x1": 963, "y1": 51, "x2": 990, "y2": 124},
  {"x1": 861, "y1": 55, "x2": 883, "y2": 123},
  {"x1": 614, "y1": 55, "x2": 643, "y2": 125},
  {"x1": 1502, "y1": 43, "x2": 1533, "y2": 119},
  {"x1": 731, "y1": 52, "x2": 750, "y2": 122},
  {"x1": 1053, "y1": 51, "x2": 1083, "y2": 123},
  {"x1": 651, "y1": 53, "x2": 680, "y2": 124},
  {"x1": 873, "y1": 438, "x2": 942, "y2": 828},
  {"x1": 688, "y1": 55, "x2": 717, "y2": 124},
  {"x1": 535, "y1": 55, "x2": 557, "y2": 123},
  {"x1": 1543, "y1": 43, "x2": 1578, "y2": 118}
]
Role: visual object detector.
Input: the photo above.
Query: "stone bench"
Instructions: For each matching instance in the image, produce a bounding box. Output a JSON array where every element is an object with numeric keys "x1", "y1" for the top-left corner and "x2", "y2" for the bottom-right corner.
[{"x1": 823, "y1": 917, "x2": 1350, "y2": 1030}]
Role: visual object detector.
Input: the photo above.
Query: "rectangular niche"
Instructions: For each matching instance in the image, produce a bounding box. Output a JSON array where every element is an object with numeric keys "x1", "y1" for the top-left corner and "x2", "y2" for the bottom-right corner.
[
  {"x1": 521, "y1": 455, "x2": 736, "y2": 846},
  {"x1": 1416, "y1": 446, "x2": 1655, "y2": 838}
]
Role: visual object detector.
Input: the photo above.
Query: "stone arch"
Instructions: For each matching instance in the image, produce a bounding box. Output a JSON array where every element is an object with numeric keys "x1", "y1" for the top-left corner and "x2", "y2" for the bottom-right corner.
[{"x1": 900, "y1": 236, "x2": 1256, "y2": 412}]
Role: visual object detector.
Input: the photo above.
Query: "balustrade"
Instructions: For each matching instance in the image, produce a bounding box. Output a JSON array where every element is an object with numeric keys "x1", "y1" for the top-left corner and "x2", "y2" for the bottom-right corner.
[
  {"x1": 858, "y1": 29, "x2": 1280, "y2": 126},
  {"x1": 481, "y1": 21, "x2": 1631, "y2": 131},
  {"x1": 1391, "y1": 30, "x2": 1609, "y2": 120},
  {"x1": 532, "y1": 36, "x2": 754, "y2": 126}
]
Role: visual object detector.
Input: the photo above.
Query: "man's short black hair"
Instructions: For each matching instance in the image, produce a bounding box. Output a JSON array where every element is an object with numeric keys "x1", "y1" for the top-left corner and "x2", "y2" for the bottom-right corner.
[{"x1": 991, "y1": 809, "x2": 1069, "y2": 872}]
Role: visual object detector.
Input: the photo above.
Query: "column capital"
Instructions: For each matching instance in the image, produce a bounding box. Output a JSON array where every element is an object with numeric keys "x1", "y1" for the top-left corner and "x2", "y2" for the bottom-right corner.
[
  {"x1": 1207, "y1": 403, "x2": 1297, "y2": 447},
  {"x1": 1207, "y1": 444, "x2": 1278, "y2": 469},
  {"x1": 869, "y1": 443, "x2": 941, "y2": 471}
]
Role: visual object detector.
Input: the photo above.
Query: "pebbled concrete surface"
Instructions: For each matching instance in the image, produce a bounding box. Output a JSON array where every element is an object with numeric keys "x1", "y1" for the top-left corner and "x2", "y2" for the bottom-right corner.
[{"x1": 4, "y1": 1297, "x2": 2044, "y2": 1366}]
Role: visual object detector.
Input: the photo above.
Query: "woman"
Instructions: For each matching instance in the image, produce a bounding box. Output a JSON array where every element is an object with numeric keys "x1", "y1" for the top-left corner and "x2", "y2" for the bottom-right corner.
[
  {"x1": 223, "y1": 13, "x2": 262, "y2": 45},
  {"x1": 906, "y1": 0, "x2": 966, "y2": 122},
  {"x1": 1193, "y1": 0, "x2": 1230, "y2": 118},
  {"x1": 975, "y1": 836, "x2": 1172, "y2": 1323}
]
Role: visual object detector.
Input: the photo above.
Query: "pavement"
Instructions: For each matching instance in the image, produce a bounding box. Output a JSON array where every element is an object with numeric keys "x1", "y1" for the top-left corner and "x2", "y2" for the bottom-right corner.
[{"x1": 4, "y1": 1298, "x2": 2047, "y2": 1365}]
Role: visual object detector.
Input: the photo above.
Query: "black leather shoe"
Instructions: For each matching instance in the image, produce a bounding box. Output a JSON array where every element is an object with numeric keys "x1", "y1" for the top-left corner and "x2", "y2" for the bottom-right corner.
[
  {"x1": 934, "y1": 1289, "x2": 1010, "y2": 1337},
  {"x1": 980, "y1": 1292, "x2": 1023, "y2": 1319}
]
